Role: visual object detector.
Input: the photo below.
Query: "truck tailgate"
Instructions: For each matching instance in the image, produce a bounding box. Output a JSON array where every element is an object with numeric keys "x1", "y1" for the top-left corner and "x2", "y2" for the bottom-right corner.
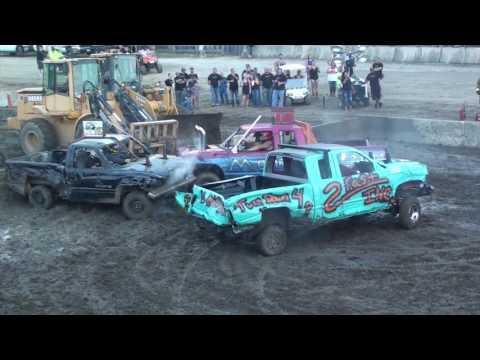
[{"x1": 176, "y1": 186, "x2": 230, "y2": 227}]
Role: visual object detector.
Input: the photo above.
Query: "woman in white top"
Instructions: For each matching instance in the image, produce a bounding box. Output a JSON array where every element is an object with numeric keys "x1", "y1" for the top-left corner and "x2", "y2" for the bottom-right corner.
[{"x1": 327, "y1": 61, "x2": 338, "y2": 96}]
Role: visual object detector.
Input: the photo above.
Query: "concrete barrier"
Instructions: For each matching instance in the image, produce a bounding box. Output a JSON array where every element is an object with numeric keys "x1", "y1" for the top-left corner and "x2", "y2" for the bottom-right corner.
[
  {"x1": 314, "y1": 115, "x2": 480, "y2": 148},
  {"x1": 252, "y1": 45, "x2": 480, "y2": 65}
]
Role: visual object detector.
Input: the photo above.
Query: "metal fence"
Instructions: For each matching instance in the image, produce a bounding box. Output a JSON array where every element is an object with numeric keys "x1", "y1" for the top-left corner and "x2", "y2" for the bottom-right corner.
[{"x1": 155, "y1": 45, "x2": 244, "y2": 55}]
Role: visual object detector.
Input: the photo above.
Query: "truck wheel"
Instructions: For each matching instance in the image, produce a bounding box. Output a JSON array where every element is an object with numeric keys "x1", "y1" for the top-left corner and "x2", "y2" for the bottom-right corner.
[
  {"x1": 140, "y1": 64, "x2": 147, "y2": 75},
  {"x1": 28, "y1": 185, "x2": 54, "y2": 209},
  {"x1": 256, "y1": 223, "x2": 288, "y2": 256},
  {"x1": 16, "y1": 46, "x2": 24, "y2": 57},
  {"x1": 195, "y1": 171, "x2": 221, "y2": 185},
  {"x1": 304, "y1": 96, "x2": 311, "y2": 105},
  {"x1": 122, "y1": 191, "x2": 153, "y2": 220},
  {"x1": 398, "y1": 196, "x2": 421, "y2": 229},
  {"x1": 155, "y1": 63, "x2": 162, "y2": 73},
  {"x1": 285, "y1": 97, "x2": 293, "y2": 107},
  {"x1": 20, "y1": 119, "x2": 58, "y2": 155}
]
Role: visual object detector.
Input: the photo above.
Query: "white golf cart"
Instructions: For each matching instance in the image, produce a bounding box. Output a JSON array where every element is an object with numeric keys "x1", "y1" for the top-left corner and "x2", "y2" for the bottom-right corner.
[{"x1": 280, "y1": 64, "x2": 310, "y2": 106}]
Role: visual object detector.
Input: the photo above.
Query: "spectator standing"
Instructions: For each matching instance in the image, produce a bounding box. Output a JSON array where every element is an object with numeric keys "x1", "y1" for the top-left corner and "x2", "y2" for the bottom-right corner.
[
  {"x1": 242, "y1": 64, "x2": 252, "y2": 79},
  {"x1": 227, "y1": 68, "x2": 240, "y2": 107},
  {"x1": 285, "y1": 70, "x2": 292, "y2": 79},
  {"x1": 241, "y1": 74, "x2": 252, "y2": 107},
  {"x1": 345, "y1": 54, "x2": 355, "y2": 76},
  {"x1": 327, "y1": 62, "x2": 338, "y2": 96},
  {"x1": 183, "y1": 80, "x2": 195, "y2": 113},
  {"x1": 188, "y1": 67, "x2": 200, "y2": 109},
  {"x1": 341, "y1": 71, "x2": 353, "y2": 111},
  {"x1": 272, "y1": 68, "x2": 287, "y2": 108},
  {"x1": 308, "y1": 65, "x2": 319, "y2": 97},
  {"x1": 261, "y1": 68, "x2": 274, "y2": 107},
  {"x1": 365, "y1": 67, "x2": 384, "y2": 108},
  {"x1": 165, "y1": 73, "x2": 173, "y2": 87},
  {"x1": 372, "y1": 58, "x2": 384, "y2": 77},
  {"x1": 208, "y1": 68, "x2": 222, "y2": 106},
  {"x1": 219, "y1": 72, "x2": 229, "y2": 105},
  {"x1": 251, "y1": 72, "x2": 262, "y2": 106},
  {"x1": 174, "y1": 70, "x2": 187, "y2": 107},
  {"x1": 47, "y1": 46, "x2": 64, "y2": 61}
]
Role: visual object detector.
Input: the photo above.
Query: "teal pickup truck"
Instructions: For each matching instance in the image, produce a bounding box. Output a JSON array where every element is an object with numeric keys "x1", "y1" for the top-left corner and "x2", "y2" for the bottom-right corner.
[{"x1": 176, "y1": 143, "x2": 434, "y2": 256}]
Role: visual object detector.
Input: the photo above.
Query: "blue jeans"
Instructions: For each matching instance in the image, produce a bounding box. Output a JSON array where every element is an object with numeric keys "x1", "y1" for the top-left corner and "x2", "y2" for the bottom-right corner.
[
  {"x1": 219, "y1": 87, "x2": 229, "y2": 104},
  {"x1": 230, "y1": 89, "x2": 239, "y2": 105},
  {"x1": 272, "y1": 89, "x2": 285, "y2": 107},
  {"x1": 175, "y1": 89, "x2": 185, "y2": 107},
  {"x1": 262, "y1": 87, "x2": 272, "y2": 107},
  {"x1": 343, "y1": 89, "x2": 353, "y2": 109},
  {"x1": 252, "y1": 88, "x2": 261, "y2": 106},
  {"x1": 210, "y1": 86, "x2": 220, "y2": 105}
]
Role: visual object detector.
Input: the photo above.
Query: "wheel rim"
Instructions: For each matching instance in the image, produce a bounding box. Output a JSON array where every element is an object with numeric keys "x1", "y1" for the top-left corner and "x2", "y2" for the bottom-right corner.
[
  {"x1": 130, "y1": 200, "x2": 145, "y2": 214},
  {"x1": 409, "y1": 205, "x2": 420, "y2": 223},
  {"x1": 32, "y1": 191, "x2": 45, "y2": 206},
  {"x1": 266, "y1": 228, "x2": 284, "y2": 253}
]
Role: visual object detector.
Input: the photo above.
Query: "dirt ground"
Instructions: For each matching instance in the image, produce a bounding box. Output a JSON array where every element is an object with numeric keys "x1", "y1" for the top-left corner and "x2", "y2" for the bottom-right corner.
[{"x1": 1, "y1": 54, "x2": 480, "y2": 314}]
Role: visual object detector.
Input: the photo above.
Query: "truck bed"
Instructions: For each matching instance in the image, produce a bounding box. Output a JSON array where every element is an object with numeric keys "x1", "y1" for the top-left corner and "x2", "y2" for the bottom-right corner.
[{"x1": 201, "y1": 175, "x2": 304, "y2": 199}]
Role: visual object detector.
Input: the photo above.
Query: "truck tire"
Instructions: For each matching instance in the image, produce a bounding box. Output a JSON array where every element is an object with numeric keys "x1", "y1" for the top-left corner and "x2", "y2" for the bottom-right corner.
[
  {"x1": 285, "y1": 97, "x2": 293, "y2": 107},
  {"x1": 304, "y1": 96, "x2": 311, "y2": 105},
  {"x1": 256, "y1": 223, "x2": 288, "y2": 256},
  {"x1": 140, "y1": 64, "x2": 147, "y2": 75},
  {"x1": 20, "y1": 119, "x2": 58, "y2": 155},
  {"x1": 398, "y1": 196, "x2": 421, "y2": 229},
  {"x1": 122, "y1": 191, "x2": 153, "y2": 220},
  {"x1": 28, "y1": 185, "x2": 54, "y2": 209},
  {"x1": 155, "y1": 63, "x2": 162, "y2": 73},
  {"x1": 195, "y1": 171, "x2": 221, "y2": 185}
]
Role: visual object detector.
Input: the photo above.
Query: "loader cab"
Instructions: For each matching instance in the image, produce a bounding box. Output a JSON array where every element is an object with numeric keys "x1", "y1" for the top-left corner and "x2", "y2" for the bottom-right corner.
[
  {"x1": 42, "y1": 58, "x2": 101, "y2": 113},
  {"x1": 94, "y1": 54, "x2": 141, "y2": 92}
]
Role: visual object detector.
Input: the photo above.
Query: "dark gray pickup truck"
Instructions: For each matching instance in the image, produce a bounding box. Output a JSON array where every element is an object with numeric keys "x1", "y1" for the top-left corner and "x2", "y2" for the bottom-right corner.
[{"x1": 5, "y1": 136, "x2": 195, "y2": 219}]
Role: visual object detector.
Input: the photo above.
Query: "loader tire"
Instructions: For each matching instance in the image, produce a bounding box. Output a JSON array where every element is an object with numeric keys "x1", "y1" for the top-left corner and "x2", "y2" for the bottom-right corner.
[
  {"x1": 20, "y1": 119, "x2": 57, "y2": 155},
  {"x1": 122, "y1": 191, "x2": 153, "y2": 220}
]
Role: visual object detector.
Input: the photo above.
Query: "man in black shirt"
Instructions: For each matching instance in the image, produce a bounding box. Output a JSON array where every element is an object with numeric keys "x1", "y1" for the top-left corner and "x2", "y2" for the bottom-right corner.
[
  {"x1": 226, "y1": 68, "x2": 240, "y2": 107},
  {"x1": 174, "y1": 70, "x2": 187, "y2": 108},
  {"x1": 345, "y1": 54, "x2": 355, "y2": 76},
  {"x1": 208, "y1": 67, "x2": 222, "y2": 106},
  {"x1": 272, "y1": 68, "x2": 287, "y2": 108},
  {"x1": 261, "y1": 68, "x2": 274, "y2": 107}
]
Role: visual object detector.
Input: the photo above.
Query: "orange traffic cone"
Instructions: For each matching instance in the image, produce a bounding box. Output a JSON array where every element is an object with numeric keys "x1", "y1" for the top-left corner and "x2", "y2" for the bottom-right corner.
[{"x1": 7, "y1": 94, "x2": 13, "y2": 108}]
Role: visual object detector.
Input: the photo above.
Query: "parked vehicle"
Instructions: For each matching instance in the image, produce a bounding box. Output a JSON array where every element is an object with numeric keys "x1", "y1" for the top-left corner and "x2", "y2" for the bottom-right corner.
[
  {"x1": 0, "y1": 45, "x2": 35, "y2": 56},
  {"x1": 351, "y1": 75, "x2": 370, "y2": 107},
  {"x1": 176, "y1": 143, "x2": 433, "y2": 256},
  {"x1": 280, "y1": 64, "x2": 310, "y2": 105},
  {"x1": 5, "y1": 136, "x2": 196, "y2": 219},
  {"x1": 138, "y1": 51, "x2": 162, "y2": 75}
]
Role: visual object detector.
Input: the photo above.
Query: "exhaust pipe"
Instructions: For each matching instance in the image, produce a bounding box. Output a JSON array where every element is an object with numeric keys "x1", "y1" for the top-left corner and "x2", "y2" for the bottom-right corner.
[{"x1": 195, "y1": 125, "x2": 206, "y2": 150}]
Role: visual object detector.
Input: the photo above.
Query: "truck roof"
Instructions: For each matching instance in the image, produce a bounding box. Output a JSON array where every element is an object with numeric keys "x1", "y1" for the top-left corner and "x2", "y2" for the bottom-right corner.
[{"x1": 276, "y1": 143, "x2": 353, "y2": 155}]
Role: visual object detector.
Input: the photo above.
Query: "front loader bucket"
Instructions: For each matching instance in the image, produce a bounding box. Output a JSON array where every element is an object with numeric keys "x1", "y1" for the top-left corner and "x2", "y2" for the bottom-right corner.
[{"x1": 157, "y1": 112, "x2": 222, "y2": 145}]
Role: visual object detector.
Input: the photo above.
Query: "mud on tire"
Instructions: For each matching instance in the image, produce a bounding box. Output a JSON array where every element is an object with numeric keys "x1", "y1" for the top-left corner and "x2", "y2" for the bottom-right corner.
[
  {"x1": 28, "y1": 185, "x2": 54, "y2": 209},
  {"x1": 256, "y1": 211, "x2": 289, "y2": 256},
  {"x1": 398, "y1": 196, "x2": 421, "y2": 229},
  {"x1": 19, "y1": 119, "x2": 58, "y2": 155},
  {"x1": 122, "y1": 190, "x2": 153, "y2": 220}
]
